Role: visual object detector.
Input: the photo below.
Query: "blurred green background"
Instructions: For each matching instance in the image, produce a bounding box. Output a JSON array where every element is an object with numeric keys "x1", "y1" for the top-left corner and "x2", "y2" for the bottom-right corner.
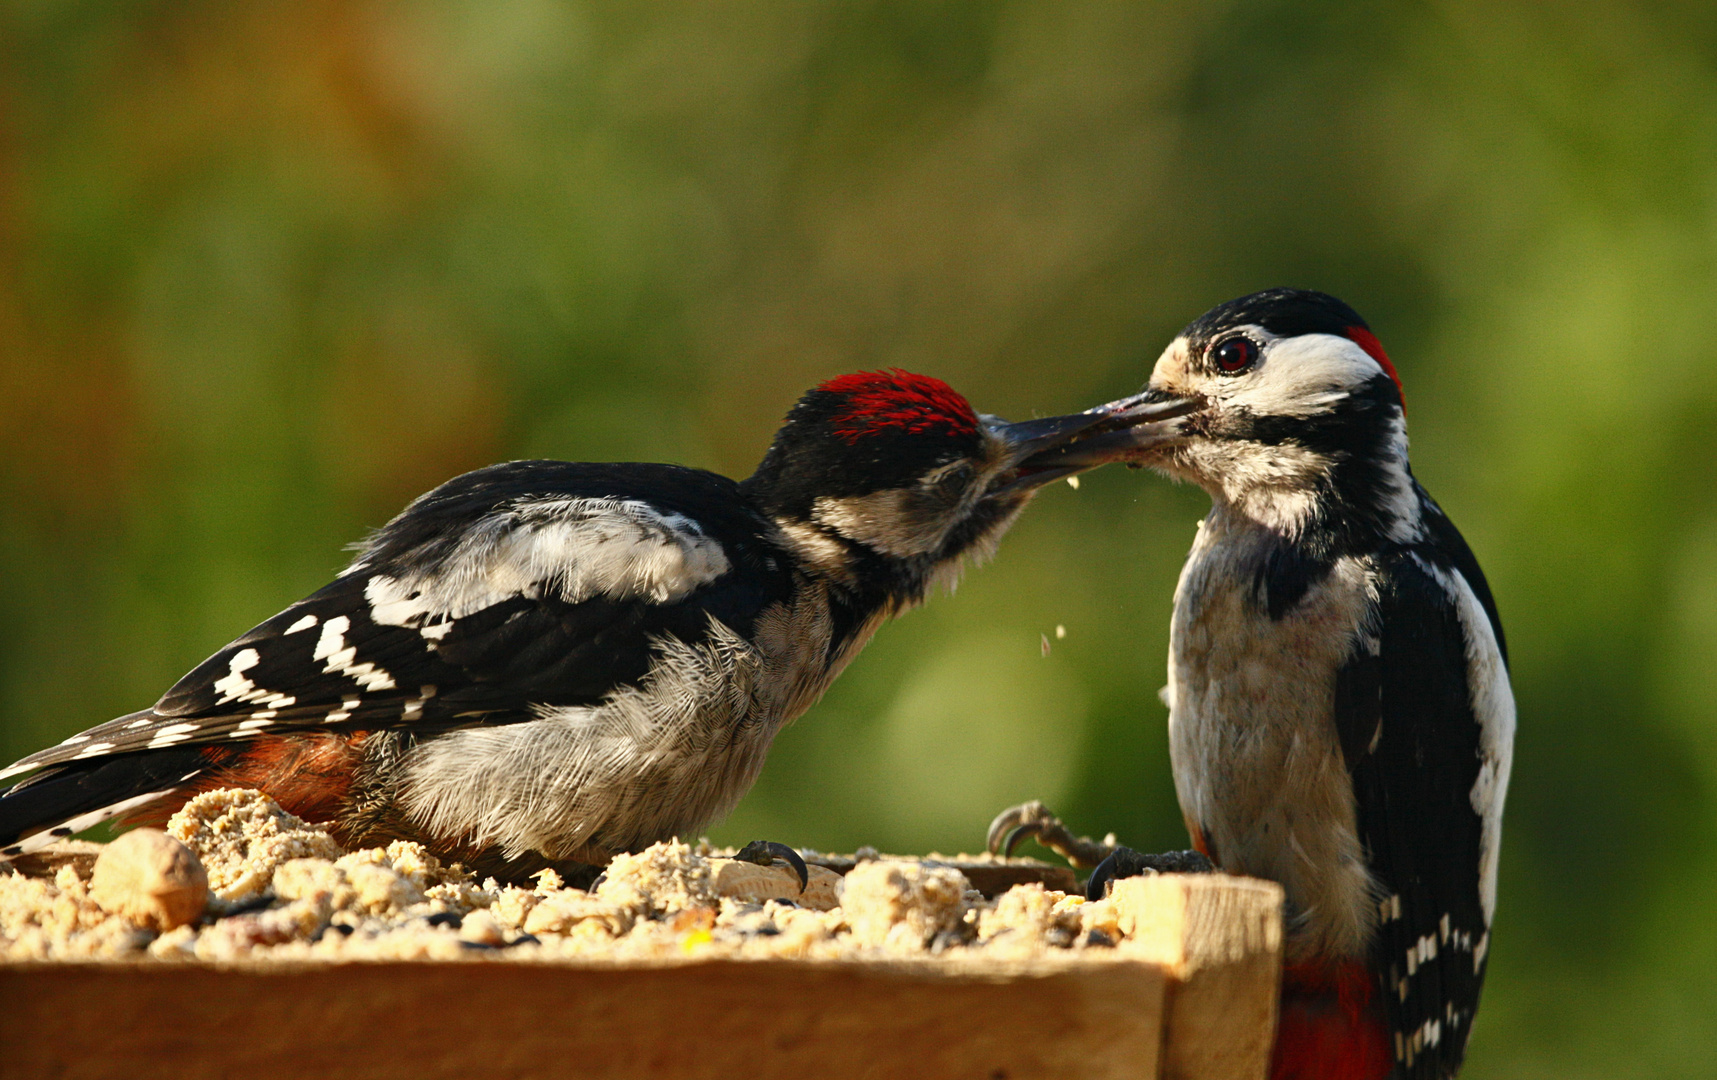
[{"x1": 1, "y1": 1, "x2": 1711, "y2": 1074}]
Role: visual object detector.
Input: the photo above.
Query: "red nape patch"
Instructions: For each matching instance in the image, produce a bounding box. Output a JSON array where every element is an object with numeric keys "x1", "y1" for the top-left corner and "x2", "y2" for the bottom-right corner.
[
  {"x1": 1271, "y1": 962, "x2": 1393, "y2": 1080},
  {"x1": 819, "y1": 368, "x2": 979, "y2": 444},
  {"x1": 1344, "y1": 326, "x2": 1406, "y2": 414}
]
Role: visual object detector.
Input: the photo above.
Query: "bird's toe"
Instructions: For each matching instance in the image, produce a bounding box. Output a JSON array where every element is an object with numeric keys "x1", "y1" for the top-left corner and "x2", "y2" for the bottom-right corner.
[
  {"x1": 1085, "y1": 847, "x2": 1215, "y2": 901},
  {"x1": 732, "y1": 840, "x2": 809, "y2": 892}
]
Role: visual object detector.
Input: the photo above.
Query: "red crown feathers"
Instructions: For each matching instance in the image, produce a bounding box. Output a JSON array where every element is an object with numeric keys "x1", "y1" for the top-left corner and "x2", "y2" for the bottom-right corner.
[
  {"x1": 819, "y1": 369, "x2": 979, "y2": 444},
  {"x1": 1344, "y1": 326, "x2": 1405, "y2": 413}
]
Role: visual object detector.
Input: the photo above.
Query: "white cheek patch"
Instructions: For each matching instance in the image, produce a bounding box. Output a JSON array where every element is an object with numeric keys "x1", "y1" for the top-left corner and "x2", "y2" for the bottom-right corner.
[
  {"x1": 1231, "y1": 333, "x2": 1382, "y2": 418},
  {"x1": 811, "y1": 491, "x2": 947, "y2": 559},
  {"x1": 1159, "y1": 329, "x2": 1421, "y2": 542},
  {"x1": 773, "y1": 520, "x2": 856, "y2": 583}
]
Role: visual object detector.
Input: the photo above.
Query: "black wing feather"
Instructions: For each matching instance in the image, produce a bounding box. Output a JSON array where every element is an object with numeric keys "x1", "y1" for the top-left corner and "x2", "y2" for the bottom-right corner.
[
  {"x1": 2, "y1": 461, "x2": 794, "y2": 781},
  {"x1": 1336, "y1": 528, "x2": 1502, "y2": 1079},
  {"x1": 1419, "y1": 492, "x2": 1506, "y2": 661}
]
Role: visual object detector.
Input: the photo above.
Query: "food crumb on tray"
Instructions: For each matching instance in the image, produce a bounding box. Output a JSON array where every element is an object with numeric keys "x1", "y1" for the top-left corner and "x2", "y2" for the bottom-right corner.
[{"x1": 2, "y1": 788, "x2": 1129, "y2": 964}]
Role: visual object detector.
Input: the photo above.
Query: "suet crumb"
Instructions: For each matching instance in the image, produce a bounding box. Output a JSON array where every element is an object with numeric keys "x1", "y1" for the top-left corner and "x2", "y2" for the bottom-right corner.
[{"x1": 3, "y1": 788, "x2": 1123, "y2": 964}]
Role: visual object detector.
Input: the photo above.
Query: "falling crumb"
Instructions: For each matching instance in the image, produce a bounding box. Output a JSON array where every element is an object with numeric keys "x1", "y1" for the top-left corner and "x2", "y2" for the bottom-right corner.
[
  {"x1": 1065, "y1": 475, "x2": 1079, "y2": 489},
  {"x1": 1041, "y1": 633, "x2": 1051, "y2": 657},
  {"x1": 1055, "y1": 625, "x2": 1066, "y2": 639}
]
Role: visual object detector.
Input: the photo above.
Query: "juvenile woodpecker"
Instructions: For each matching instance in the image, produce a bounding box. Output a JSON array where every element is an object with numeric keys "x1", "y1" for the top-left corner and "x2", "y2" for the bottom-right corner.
[
  {"x1": 1, "y1": 369, "x2": 1189, "y2": 883},
  {"x1": 997, "y1": 291, "x2": 1514, "y2": 1080}
]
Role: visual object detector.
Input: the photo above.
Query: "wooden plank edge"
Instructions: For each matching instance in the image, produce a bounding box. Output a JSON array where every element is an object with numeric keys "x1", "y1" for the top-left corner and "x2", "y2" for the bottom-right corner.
[
  {"x1": 0, "y1": 953, "x2": 1166, "y2": 1080},
  {"x1": 1110, "y1": 874, "x2": 1285, "y2": 1080}
]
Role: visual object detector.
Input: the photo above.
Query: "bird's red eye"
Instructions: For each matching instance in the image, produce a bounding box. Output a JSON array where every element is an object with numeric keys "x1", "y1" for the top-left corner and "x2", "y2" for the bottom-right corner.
[{"x1": 1211, "y1": 337, "x2": 1257, "y2": 374}]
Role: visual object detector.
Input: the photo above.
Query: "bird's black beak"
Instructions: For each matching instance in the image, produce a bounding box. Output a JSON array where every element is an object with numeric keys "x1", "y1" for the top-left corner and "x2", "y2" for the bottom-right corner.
[{"x1": 987, "y1": 392, "x2": 1202, "y2": 496}]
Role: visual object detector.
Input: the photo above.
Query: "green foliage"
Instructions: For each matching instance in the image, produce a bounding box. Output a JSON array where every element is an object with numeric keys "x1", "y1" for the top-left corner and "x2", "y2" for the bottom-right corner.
[{"x1": 2, "y1": 2, "x2": 1712, "y2": 1073}]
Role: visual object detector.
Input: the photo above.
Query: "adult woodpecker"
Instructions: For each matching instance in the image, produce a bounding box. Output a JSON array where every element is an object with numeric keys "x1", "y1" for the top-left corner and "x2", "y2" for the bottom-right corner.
[
  {"x1": 1, "y1": 369, "x2": 1191, "y2": 884},
  {"x1": 993, "y1": 290, "x2": 1514, "y2": 1079}
]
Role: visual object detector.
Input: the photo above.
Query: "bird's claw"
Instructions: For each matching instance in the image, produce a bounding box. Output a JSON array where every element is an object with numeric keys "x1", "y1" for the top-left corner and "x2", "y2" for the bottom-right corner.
[
  {"x1": 986, "y1": 799, "x2": 1058, "y2": 856},
  {"x1": 984, "y1": 800, "x2": 1117, "y2": 869},
  {"x1": 733, "y1": 840, "x2": 809, "y2": 892},
  {"x1": 1085, "y1": 846, "x2": 1216, "y2": 901}
]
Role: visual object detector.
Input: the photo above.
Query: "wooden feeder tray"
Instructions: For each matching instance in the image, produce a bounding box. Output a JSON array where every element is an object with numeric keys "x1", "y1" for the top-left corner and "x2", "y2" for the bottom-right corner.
[{"x1": 0, "y1": 873, "x2": 1281, "y2": 1080}]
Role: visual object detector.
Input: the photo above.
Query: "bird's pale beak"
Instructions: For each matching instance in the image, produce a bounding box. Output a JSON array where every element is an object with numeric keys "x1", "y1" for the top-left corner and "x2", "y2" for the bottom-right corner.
[{"x1": 988, "y1": 392, "x2": 1202, "y2": 496}]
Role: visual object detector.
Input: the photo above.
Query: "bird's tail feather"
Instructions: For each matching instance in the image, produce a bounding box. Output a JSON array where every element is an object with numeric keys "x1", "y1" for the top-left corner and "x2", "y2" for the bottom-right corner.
[{"x1": 0, "y1": 748, "x2": 208, "y2": 857}]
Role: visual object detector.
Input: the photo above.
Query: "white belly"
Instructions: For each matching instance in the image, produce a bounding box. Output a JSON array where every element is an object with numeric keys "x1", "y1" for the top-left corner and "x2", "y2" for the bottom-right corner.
[
  {"x1": 398, "y1": 579, "x2": 880, "y2": 863},
  {"x1": 1167, "y1": 510, "x2": 1379, "y2": 962}
]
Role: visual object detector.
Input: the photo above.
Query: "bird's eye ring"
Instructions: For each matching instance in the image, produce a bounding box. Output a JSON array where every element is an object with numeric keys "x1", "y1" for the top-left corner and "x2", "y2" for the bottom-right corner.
[
  {"x1": 1211, "y1": 337, "x2": 1258, "y2": 375},
  {"x1": 926, "y1": 460, "x2": 972, "y2": 495}
]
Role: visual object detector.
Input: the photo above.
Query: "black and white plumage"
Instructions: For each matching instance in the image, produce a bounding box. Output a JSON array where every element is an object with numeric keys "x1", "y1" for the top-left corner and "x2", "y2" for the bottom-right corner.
[
  {"x1": 1033, "y1": 290, "x2": 1514, "y2": 1079},
  {"x1": 1, "y1": 369, "x2": 1188, "y2": 881}
]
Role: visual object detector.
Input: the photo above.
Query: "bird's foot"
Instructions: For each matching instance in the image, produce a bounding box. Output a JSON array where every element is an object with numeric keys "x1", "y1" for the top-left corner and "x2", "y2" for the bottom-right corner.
[
  {"x1": 731, "y1": 840, "x2": 809, "y2": 892},
  {"x1": 984, "y1": 800, "x2": 1117, "y2": 870},
  {"x1": 1084, "y1": 846, "x2": 1215, "y2": 901}
]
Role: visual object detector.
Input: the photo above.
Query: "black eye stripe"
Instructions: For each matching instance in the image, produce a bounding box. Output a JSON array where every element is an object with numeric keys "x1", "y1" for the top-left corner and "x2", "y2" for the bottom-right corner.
[{"x1": 1211, "y1": 337, "x2": 1258, "y2": 375}]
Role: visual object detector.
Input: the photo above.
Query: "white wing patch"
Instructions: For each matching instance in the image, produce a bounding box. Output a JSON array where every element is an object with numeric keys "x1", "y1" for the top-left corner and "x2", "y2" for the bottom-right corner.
[
  {"x1": 1441, "y1": 563, "x2": 1516, "y2": 927},
  {"x1": 211, "y1": 648, "x2": 262, "y2": 704},
  {"x1": 146, "y1": 722, "x2": 201, "y2": 749},
  {"x1": 313, "y1": 616, "x2": 397, "y2": 692},
  {"x1": 364, "y1": 496, "x2": 732, "y2": 633},
  {"x1": 210, "y1": 648, "x2": 303, "y2": 707}
]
